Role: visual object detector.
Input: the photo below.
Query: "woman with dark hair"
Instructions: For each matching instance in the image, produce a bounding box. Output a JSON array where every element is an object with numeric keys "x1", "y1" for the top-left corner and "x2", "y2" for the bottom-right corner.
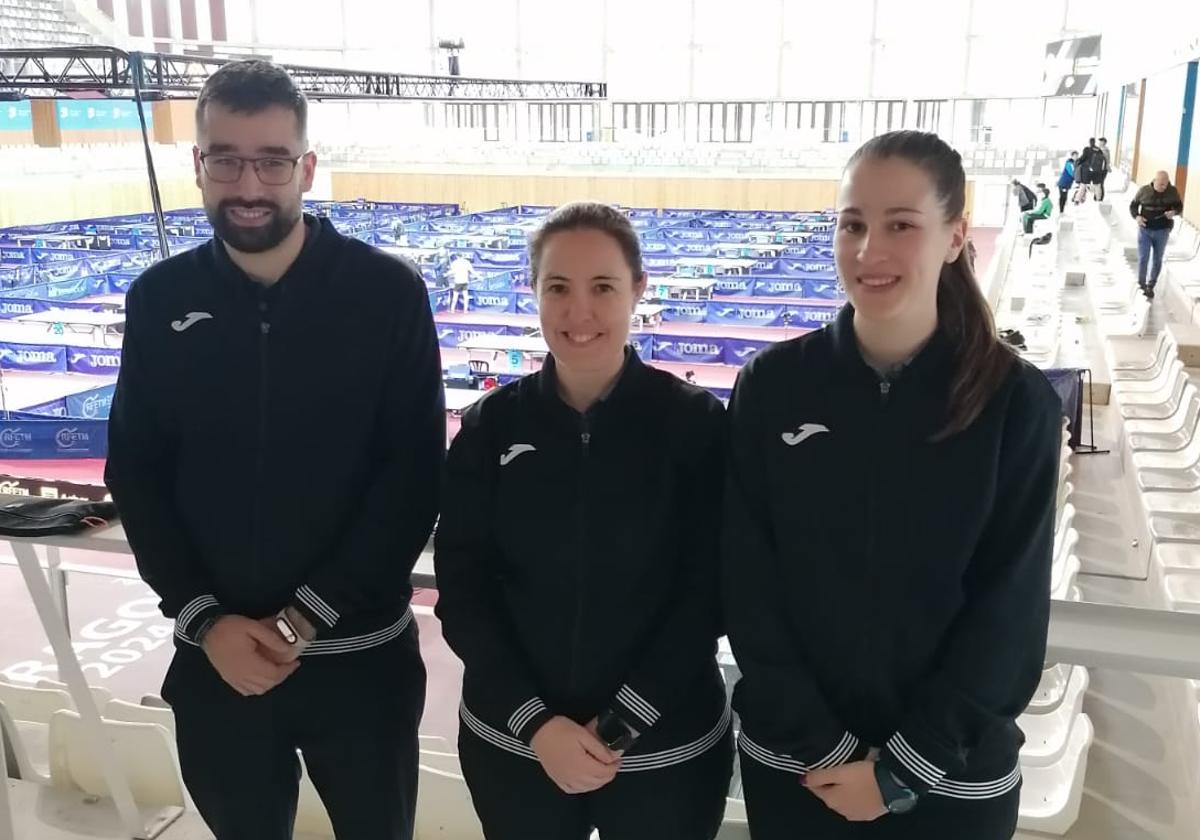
[
  {"x1": 435, "y1": 202, "x2": 732, "y2": 839},
  {"x1": 724, "y1": 130, "x2": 1061, "y2": 839}
]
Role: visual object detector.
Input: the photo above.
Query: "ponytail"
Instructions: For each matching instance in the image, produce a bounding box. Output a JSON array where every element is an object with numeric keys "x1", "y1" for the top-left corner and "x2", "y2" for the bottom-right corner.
[{"x1": 934, "y1": 249, "x2": 1015, "y2": 441}]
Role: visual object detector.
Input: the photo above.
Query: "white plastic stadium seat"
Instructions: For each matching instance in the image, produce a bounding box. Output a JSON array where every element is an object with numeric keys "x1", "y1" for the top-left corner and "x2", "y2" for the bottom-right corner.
[
  {"x1": 0, "y1": 700, "x2": 48, "y2": 783},
  {"x1": 0, "y1": 681, "x2": 73, "y2": 782},
  {"x1": 717, "y1": 797, "x2": 751, "y2": 839},
  {"x1": 0, "y1": 680, "x2": 73, "y2": 724},
  {"x1": 1027, "y1": 664, "x2": 1080, "y2": 714},
  {"x1": 296, "y1": 750, "x2": 335, "y2": 839},
  {"x1": 1019, "y1": 668, "x2": 1089, "y2": 766},
  {"x1": 104, "y1": 698, "x2": 176, "y2": 735},
  {"x1": 1017, "y1": 714, "x2": 1094, "y2": 835},
  {"x1": 414, "y1": 749, "x2": 485, "y2": 840},
  {"x1": 48, "y1": 709, "x2": 186, "y2": 809},
  {"x1": 1163, "y1": 573, "x2": 1200, "y2": 614},
  {"x1": 36, "y1": 678, "x2": 113, "y2": 710}
]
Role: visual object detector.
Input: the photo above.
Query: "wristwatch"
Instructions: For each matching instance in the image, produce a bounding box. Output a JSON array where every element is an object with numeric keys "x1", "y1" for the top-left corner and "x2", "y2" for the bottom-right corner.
[
  {"x1": 275, "y1": 606, "x2": 316, "y2": 651},
  {"x1": 874, "y1": 762, "x2": 919, "y2": 815},
  {"x1": 595, "y1": 707, "x2": 640, "y2": 753}
]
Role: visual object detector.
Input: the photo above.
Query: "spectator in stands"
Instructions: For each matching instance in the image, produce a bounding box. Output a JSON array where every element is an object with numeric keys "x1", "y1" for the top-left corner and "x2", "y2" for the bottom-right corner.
[
  {"x1": 1010, "y1": 178, "x2": 1036, "y2": 213},
  {"x1": 724, "y1": 130, "x2": 1060, "y2": 840},
  {"x1": 106, "y1": 60, "x2": 442, "y2": 840},
  {"x1": 1073, "y1": 138, "x2": 1100, "y2": 203},
  {"x1": 1056, "y1": 151, "x2": 1077, "y2": 213},
  {"x1": 1096, "y1": 138, "x2": 1112, "y2": 201},
  {"x1": 436, "y1": 202, "x2": 731, "y2": 840},
  {"x1": 1022, "y1": 185, "x2": 1053, "y2": 234},
  {"x1": 449, "y1": 252, "x2": 476, "y2": 312},
  {"x1": 1130, "y1": 170, "x2": 1184, "y2": 299}
]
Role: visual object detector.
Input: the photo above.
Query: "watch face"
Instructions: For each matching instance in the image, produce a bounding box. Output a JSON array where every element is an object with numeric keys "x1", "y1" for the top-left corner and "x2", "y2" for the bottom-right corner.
[{"x1": 275, "y1": 616, "x2": 298, "y2": 645}]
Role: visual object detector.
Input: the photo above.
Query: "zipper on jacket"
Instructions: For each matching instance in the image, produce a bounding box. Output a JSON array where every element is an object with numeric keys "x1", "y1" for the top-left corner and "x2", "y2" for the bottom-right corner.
[
  {"x1": 567, "y1": 415, "x2": 591, "y2": 693},
  {"x1": 864, "y1": 376, "x2": 889, "y2": 577},
  {"x1": 251, "y1": 307, "x2": 271, "y2": 579}
]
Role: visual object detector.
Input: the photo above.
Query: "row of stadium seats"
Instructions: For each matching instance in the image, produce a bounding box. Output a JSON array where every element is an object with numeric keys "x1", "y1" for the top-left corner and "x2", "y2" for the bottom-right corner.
[
  {"x1": 312, "y1": 138, "x2": 1076, "y2": 179},
  {"x1": 1079, "y1": 190, "x2": 1200, "y2": 821},
  {"x1": 0, "y1": 0, "x2": 96, "y2": 47}
]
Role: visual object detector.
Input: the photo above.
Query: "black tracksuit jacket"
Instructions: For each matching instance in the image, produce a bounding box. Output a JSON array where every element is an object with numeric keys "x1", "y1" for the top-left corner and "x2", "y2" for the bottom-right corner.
[
  {"x1": 105, "y1": 216, "x2": 444, "y2": 654},
  {"x1": 434, "y1": 351, "x2": 730, "y2": 769},
  {"x1": 724, "y1": 304, "x2": 1061, "y2": 800}
]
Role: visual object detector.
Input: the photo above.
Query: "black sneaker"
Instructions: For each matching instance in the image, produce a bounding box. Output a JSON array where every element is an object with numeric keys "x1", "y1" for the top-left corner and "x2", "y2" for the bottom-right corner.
[{"x1": 1145, "y1": 287, "x2": 1155, "y2": 299}]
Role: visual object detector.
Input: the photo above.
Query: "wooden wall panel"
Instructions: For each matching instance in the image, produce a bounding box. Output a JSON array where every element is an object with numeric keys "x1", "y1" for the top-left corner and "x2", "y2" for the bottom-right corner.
[
  {"x1": 0, "y1": 174, "x2": 199, "y2": 228},
  {"x1": 31, "y1": 101, "x2": 62, "y2": 148},
  {"x1": 331, "y1": 171, "x2": 844, "y2": 213}
]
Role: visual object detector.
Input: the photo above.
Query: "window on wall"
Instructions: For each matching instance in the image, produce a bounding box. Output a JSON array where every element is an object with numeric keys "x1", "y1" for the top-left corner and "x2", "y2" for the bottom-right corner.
[
  {"x1": 777, "y1": 101, "x2": 845, "y2": 142},
  {"x1": 914, "y1": 100, "x2": 944, "y2": 134},
  {"x1": 820, "y1": 102, "x2": 845, "y2": 143},
  {"x1": 861, "y1": 100, "x2": 906, "y2": 138},
  {"x1": 692, "y1": 102, "x2": 757, "y2": 143},
  {"x1": 615, "y1": 103, "x2": 680, "y2": 138},
  {"x1": 969, "y1": 99, "x2": 989, "y2": 144},
  {"x1": 772, "y1": 103, "x2": 840, "y2": 144},
  {"x1": 483, "y1": 104, "x2": 500, "y2": 142},
  {"x1": 445, "y1": 103, "x2": 504, "y2": 141},
  {"x1": 527, "y1": 103, "x2": 594, "y2": 143}
]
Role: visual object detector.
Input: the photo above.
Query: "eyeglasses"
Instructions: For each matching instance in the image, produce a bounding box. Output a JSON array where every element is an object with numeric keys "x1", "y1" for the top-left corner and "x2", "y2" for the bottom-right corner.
[{"x1": 199, "y1": 152, "x2": 304, "y2": 186}]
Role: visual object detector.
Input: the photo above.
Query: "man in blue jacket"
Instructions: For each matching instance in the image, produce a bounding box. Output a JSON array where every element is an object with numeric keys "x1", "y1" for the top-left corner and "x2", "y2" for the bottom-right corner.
[{"x1": 106, "y1": 60, "x2": 444, "y2": 840}]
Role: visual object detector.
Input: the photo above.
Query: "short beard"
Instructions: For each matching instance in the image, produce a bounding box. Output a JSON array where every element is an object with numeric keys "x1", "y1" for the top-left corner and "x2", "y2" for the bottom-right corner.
[{"x1": 207, "y1": 198, "x2": 301, "y2": 254}]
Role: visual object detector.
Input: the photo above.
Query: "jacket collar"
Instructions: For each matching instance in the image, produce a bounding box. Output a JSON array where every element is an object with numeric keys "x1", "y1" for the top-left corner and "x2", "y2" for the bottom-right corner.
[
  {"x1": 828, "y1": 302, "x2": 954, "y2": 388},
  {"x1": 536, "y1": 346, "x2": 649, "y2": 418},
  {"x1": 209, "y1": 213, "x2": 338, "y2": 298}
]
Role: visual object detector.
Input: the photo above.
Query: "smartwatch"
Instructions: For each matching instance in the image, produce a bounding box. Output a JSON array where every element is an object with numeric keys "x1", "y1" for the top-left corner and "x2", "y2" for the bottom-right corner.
[
  {"x1": 874, "y1": 762, "x2": 919, "y2": 815},
  {"x1": 274, "y1": 612, "x2": 300, "y2": 645},
  {"x1": 274, "y1": 607, "x2": 315, "y2": 652},
  {"x1": 595, "y1": 708, "x2": 640, "y2": 753}
]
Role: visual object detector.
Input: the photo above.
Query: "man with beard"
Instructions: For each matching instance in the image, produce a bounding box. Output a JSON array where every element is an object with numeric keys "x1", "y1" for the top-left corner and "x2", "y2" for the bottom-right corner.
[{"x1": 105, "y1": 60, "x2": 443, "y2": 840}]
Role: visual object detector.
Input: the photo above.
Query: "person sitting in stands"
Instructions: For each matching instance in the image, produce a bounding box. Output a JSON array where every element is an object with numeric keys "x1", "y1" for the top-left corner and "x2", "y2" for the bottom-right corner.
[{"x1": 1021, "y1": 186, "x2": 1053, "y2": 234}]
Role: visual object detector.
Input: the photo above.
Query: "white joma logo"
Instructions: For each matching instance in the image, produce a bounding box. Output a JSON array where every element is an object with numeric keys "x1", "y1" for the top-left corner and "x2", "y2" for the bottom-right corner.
[
  {"x1": 171, "y1": 312, "x2": 213, "y2": 332},
  {"x1": 499, "y1": 444, "x2": 536, "y2": 466},
  {"x1": 781, "y1": 423, "x2": 830, "y2": 446}
]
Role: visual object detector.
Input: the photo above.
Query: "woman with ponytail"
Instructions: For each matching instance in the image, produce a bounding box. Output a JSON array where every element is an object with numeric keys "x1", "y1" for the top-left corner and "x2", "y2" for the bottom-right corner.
[{"x1": 723, "y1": 130, "x2": 1062, "y2": 839}]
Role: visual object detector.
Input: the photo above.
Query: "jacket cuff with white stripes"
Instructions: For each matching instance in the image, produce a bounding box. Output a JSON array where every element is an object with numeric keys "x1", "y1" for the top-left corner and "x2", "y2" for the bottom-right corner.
[
  {"x1": 174, "y1": 594, "x2": 225, "y2": 645},
  {"x1": 738, "y1": 728, "x2": 868, "y2": 774},
  {"x1": 509, "y1": 697, "x2": 555, "y2": 744},
  {"x1": 610, "y1": 684, "x2": 663, "y2": 733},
  {"x1": 880, "y1": 731, "x2": 950, "y2": 796},
  {"x1": 290, "y1": 584, "x2": 340, "y2": 633}
]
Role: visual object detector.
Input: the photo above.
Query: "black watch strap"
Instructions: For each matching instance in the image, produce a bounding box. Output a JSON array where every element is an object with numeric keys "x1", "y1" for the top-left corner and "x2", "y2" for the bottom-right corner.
[
  {"x1": 874, "y1": 762, "x2": 919, "y2": 814},
  {"x1": 596, "y1": 707, "x2": 640, "y2": 752}
]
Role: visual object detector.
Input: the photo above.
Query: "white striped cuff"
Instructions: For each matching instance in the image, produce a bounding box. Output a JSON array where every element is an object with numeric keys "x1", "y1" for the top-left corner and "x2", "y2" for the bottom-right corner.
[
  {"x1": 809, "y1": 731, "x2": 860, "y2": 770},
  {"x1": 507, "y1": 697, "x2": 548, "y2": 738},
  {"x1": 295, "y1": 585, "x2": 340, "y2": 628},
  {"x1": 174, "y1": 594, "x2": 220, "y2": 641},
  {"x1": 615, "y1": 684, "x2": 660, "y2": 729},
  {"x1": 928, "y1": 765, "x2": 1022, "y2": 800},
  {"x1": 885, "y1": 733, "x2": 947, "y2": 788},
  {"x1": 737, "y1": 730, "x2": 859, "y2": 774}
]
